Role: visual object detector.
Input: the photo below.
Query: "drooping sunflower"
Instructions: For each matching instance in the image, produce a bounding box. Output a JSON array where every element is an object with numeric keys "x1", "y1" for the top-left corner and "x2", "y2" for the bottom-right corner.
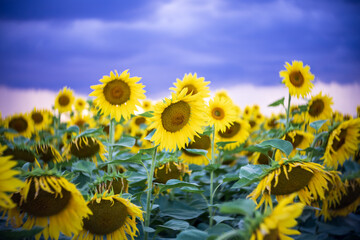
[
  {"x1": 63, "y1": 136, "x2": 107, "y2": 165},
  {"x1": 69, "y1": 114, "x2": 96, "y2": 131},
  {"x1": 280, "y1": 60, "x2": 315, "y2": 99},
  {"x1": 282, "y1": 130, "x2": 314, "y2": 157},
  {"x1": 150, "y1": 89, "x2": 207, "y2": 152},
  {"x1": 35, "y1": 143, "x2": 63, "y2": 164},
  {"x1": 95, "y1": 175, "x2": 129, "y2": 195},
  {"x1": 250, "y1": 150, "x2": 273, "y2": 165},
  {"x1": 248, "y1": 159, "x2": 333, "y2": 210},
  {"x1": 170, "y1": 72, "x2": 210, "y2": 99},
  {"x1": 0, "y1": 145, "x2": 24, "y2": 209},
  {"x1": 306, "y1": 92, "x2": 333, "y2": 122},
  {"x1": 74, "y1": 97, "x2": 87, "y2": 112},
  {"x1": 54, "y1": 87, "x2": 75, "y2": 113},
  {"x1": 179, "y1": 134, "x2": 212, "y2": 165},
  {"x1": 3, "y1": 146, "x2": 37, "y2": 163},
  {"x1": 30, "y1": 108, "x2": 51, "y2": 131},
  {"x1": 215, "y1": 118, "x2": 250, "y2": 151},
  {"x1": 207, "y1": 95, "x2": 237, "y2": 133},
  {"x1": 154, "y1": 161, "x2": 190, "y2": 184},
  {"x1": 73, "y1": 192, "x2": 143, "y2": 240},
  {"x1": 322, "y1": 118, "x2": 360, "y2": 169},
  {"x1": 250, "y1": 194, "x2": 304, "y2": 240},
  {"x1": 89, "y1": 70, "x2": 146, "y2": 122},
  {"x1": 6, "y1": 175, "x2": 92, "y2": 240},
  {"x1": 4, "y1": 113, "x2": 34, "y2": 140}
]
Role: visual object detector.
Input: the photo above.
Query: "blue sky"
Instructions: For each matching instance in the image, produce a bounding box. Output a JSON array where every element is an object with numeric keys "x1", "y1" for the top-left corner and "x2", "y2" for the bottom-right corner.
[{"x1": 0, "y1": 0, "x2": 360, "y2": 98}]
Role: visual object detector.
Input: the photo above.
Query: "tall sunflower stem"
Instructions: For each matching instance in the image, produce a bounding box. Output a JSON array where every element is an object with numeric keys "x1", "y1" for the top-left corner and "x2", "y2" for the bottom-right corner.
[
  {"x1": 107, "y1": 118, "x2": 115, "y2": 173},
  {"x1": 144, "y1": 146, "x2": 157, "y2": 240},
  {"x1": 209, "y1": 124, "x2": 216, "y2": 227},
  {"x1": 286, "y1": 93, "x2": 292, "y2": 130},
  {"x1": 56, "y1": 112, "x2": 61, "y2": 149}
]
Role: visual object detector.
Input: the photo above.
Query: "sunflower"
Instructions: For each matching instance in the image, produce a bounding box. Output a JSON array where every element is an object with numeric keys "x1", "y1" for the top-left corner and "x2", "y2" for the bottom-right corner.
[
  {"x1": 35, "y1": 143, "x2": 63, "y2": 164},
  {"x1": 30, "y1": 108, "x2": 51, "y2": 131},
  {"x1": 74, "y1": 97, "x2": 87, "y2": 112},
  {"x1": 7, "y1": 175, "x2": 91, "y2": 240},
  {"x1": 69, "y1": 114, "x2": 96, "y2": 131},
  {"x1": 97, "y1": 117, "x2": 123, "y2": 142},
  {"x1": 264, "y1": 114, "x2": 280, "y2": 130},
  {"x1": 0, "y1": 145, "x2": 24, "y2": 209},
  {"x1": 150, "y1": 89, "x2": 207, "y2": 152},
  {"x1": 170, "y1": 72, "x2": 210, "y2": 99},
  {"x1": 242, "y1": 105, "x2": 253, "y2": 120},
  {"x1": 54, "y1": 87, "x2": 75, "y2": 113},
  {"x1": 3, "y1": 146, "x2": 37, "y2": 163},
  {"x1": 250, "y1": 194, "x2": 304, "y2": 240},
  {"x1": 63, "y1": 136, "x2": 107, "y2": 165},
  {"x1": 141, "y1": 99, "x2": 153, "y2": 112},
  {"x1": 4, "y1": 113, "x2": 34, "y2": 140},
  {"x1": 248, "y1": 159, "x2": 333, "y2": 210},
  {"x1": 215, "y1": 118, "x2": 250, "y2": 151},
  {"x1": 129, "y1": 115, "x2": 149, "y2": 136},
  {"x1": 73, "y1": 192, "x2": 143, "y2": 240},
  {"x1": 357, "y1": 105, "x2": 360, "y2": 118},
  {"x1": 207, "y1": 95, "x2": 237, "y2": 133},
  {"x1": 250, "y1": 150, "x2": 273, "y2": 165},
  {"x1": 306, "y1": 92, "x2": 333, "y2": 122},
  {"x1": 290, "y1": 105, "x2": 305, "y2": 125},
  {"x1": 282, "y1": 130, "x2": 314, "y2": 157},
  {"x1": 96, "y1": 176, "x2": 129, "y2": 195},
  {"x1": 280, "y1": 60, "x2": 315, "y2": 99},
  {"x1": 154, "y1": 161, "x2": 190, "y2": 184},
  {"x1": 215, "y1": 89, "x2": 232, "y2": 102},
  {"x1": 179, "y1": 134, "x2": 212, "y2": 165},
  {"x1": 322, "y1": 118, "x2": 360, "y2": 169},
  {"x1": 89, "y1": 70, "x2": 146, "y2": 122}
]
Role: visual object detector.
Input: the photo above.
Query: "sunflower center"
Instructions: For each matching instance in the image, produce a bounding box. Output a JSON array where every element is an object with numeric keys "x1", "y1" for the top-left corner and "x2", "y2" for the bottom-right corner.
[
  {"x1": 249, "y1": 120, "x2": 256, "y2": 128},
  {"x1": 103, "y1": 80, "x2": 131, "y2": 105},
  {"x1": 4, "y1": 148, "x2": 36, "y2": 163},
  {"x1": 331, "y1": 129, "x2": 347, "y2": 152},
  {"x1": 183, "y1": 135, "x2": 211, "y2": 156},
  {"x1": 162, "y1": 101, "x2": 191, "y2": 133},
  {"x1": 218, "y1": 122, "x2": 240, "y2": 138},
  {"x1": 154, "y1": 162, "x2": 181, "y2": 184},
  {"x1": 212, "y1": 107, "x2": 225, "y2": 120},
  {"x1": 36, "y1": 145, "x2": 56, "y2": 163},
  {"x1": 9, "y1": 117, "x2": 28, "y2": 133},
  {"x1": 18, "y1": 178, "x2": 71, "y2": 217},
  {"x1": 70, "y1": 137, "x2": 100, "y2": 159},
  {"x1": 183, "y1": 84, "x2": 198, "y2": 95},
  {"x1": 75, "y1": 119, "x2": 86, "y2": 128},
  {"x1": 135, "y1": 117, "x2": 146, "y2": 126},
  {"x1": 271, "y1": 165, "x2": 314, "y2": 195},
  {"x1": 105, "y1": 178, "x2": 129, "y2": 194},
  {"x1": 257, "y1": 151, "x2": 273, "y2": 165},
  {"x1": 83, "y1": 199, "x2": 128, "y2": 235},
  {"x1": 103, "y1": 125, "x2": 110, "y2": 135},
  {"x1": 268, "y1": 119, "x2": 277, "y2": 128},
  {"x1": 284, "y1": 133, "x2": 304, "y2": 149},
  {"x1": 330, "y1": 180, "x2": 360, "y2": 210},
  {"x1": 263, "y1": 228, "x2": 279, "y2": 240},
  {"x1": 31, "y1": 112, "x2": 44, "y2": 124},
  {"x1": 58, "y1": 95, "x2": 70, "y2": 106},
  {"x1": 308, "y1": 99, "x2": 325, "y2": 117},
  {"x1": 289, "y1": 71, "x2": 304, "y2": 87}
]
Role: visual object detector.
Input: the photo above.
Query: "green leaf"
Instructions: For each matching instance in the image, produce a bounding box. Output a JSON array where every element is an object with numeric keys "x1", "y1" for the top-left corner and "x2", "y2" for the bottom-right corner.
[
  {"x1": 213, "y1": 215, "x2": 235, "y2": 224},
  {"x1": 77, "y1": 128, "x2": 104, "y2": 138},
  {"x1": 158, "y1": 219, "x2": 190, "y2": 231},
  {"x1": 268, "y1": 97, "x2": 285, "y2": 107},
  {"x1": 219, "y1": 199, "x2": 256, "y2": 216},
  {"x1": 144, "y1": 129, "x2": 155, "y2": 141},
  {"x1": 110, "y1": 136, "x2": 136, "y2": 148},
  {"x1": 259, "y1": 139, "x2": 293, "y2": 157},
  {"x1": 216, "y1": 141, "x2": 237, "y2": 148},
  {"x1": 138, "y1": 111, "x2": 154, "y2": 118},
  {"x1": 180, "y1": 186, "x2": 204, "y2": 193},
  {"x1": 71, "y1": 160, "x2": 96, "y2": 176},
  {"x1": 222, "y1": 173, "x2": 240, "y2": 182},
  {"x1": 158, "y1": 179, "x2": 199, "y2": 192},
  {"x1": 232, "y1": 164, "x2": 270, "y2": 188},
  {"x1": 205, "y1": 164, "x2": 221, "y2": 172},
  {"x1": 183, "y1": 148, "x2": 208, "y2": 156},
  {"x1": 143, "y1": 227, "x2": 156, "y2": 233},
  {"x1": 0, "y1": 226, "x2": 43, "y2": 239},
  {"x1": 139, "y1": 145, "x2": 158, "y2": 155},
  {"x1": 177, "y1": 230, "x2": 208, "y2": 240},
  {"x1": 244, "y1": 145, "x2": 269, "y2": 155},
  {"x1": 107, "y1": 153, "x2": 143, "y2": 164},
  {"x1": 309, "y1": 120, "x2": 328, "y2": 132},
  {"x1": 65, "y1": 125, "x2": 80, "y2": 134},
  {"x1": 207, "y1": 223, "x2": 234, "y2": 236},
  {"x1": 160, "y1": 207, "x2": 205, "y2": 220}
]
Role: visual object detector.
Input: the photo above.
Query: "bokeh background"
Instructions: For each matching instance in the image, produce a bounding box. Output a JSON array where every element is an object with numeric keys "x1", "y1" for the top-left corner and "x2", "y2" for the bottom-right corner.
[{"x1": 1, "y1": 0, "x2": 359, "y2": 116}]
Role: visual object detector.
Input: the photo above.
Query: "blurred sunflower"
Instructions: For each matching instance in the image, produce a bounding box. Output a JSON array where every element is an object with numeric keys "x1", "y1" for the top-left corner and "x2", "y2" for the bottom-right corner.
[
  {"x1": 290, "y1": 105, "x2": 305, "y2": 125},
  {"x1": 170, "y1": 72, "x2": 210, "y2": 99},
  {"x1": 306, "y1": 92, "x2": 333, "y2": 122},
  {"x1": 90, "y1": 70, "x2": 146, "y2": 122},
  {"x1": 4, "y1": 113, "x2": 34, "y2": 140},
  {"x1": 322, "y1": 118, "x2": 360, "y2": 169},
  {"x1": 357, "y1": 105, "x2": 360, "y2": 118},
  {"x1": 98, "y1": 117, "x2": 123, "y2": 142},
  {"x1": 141, "y1": 99, "x2": 153, "y2": 112},
  {"x1": 154, "y1": 161, "x2": 190, "y2": 184},
  {"x1": 70, "y1": 114, "x2": 96, "y2": 131},
  {"x1": 0, "y1": 145, "x2": 24, "y2": 209},
  {"x1": 35, "y1": 143, "x2": 63, "y2": 164},
  {"x1": 215, "y1": 118, "x2": 250, "y2": 151},
  {"x1": 207, "y1": 95, "x2": 237, "y2": 132},
  {"x1": 63, "y1": 136, "x2": 106, "y2": 165},
  {"x1": 3, "y1": 146, "x2": 37, "y2": 163},
  {"x1": 280, "y1": 60, "x2": 315, "y2": 99},
  {"x1": 54, "y1": 87, "x2": 75, "y2": 113},
  {"x1": 250, "y1": 194, "x2": 304, "y2": 240},
  {"x1": 180, "y1": 134, "x2": 212, "y2": 165},
  {"x1": 7, "y1": 175, "x2": 91, "y2": 240},
  {"x1": 74, "y1": 192, "x2": 143, "y2": 240},
  {"x1": 282, "y1": 130, "x2": 314, "y2": 157},
  {"x1": 242, "y1": 105, "x2": 253, "y2": 120},
  {"x1": 74, "y1": 97, "x2": 87, "y2": 112},
  {"x1": 150, "y1": 89, "x2": 207, "y2": 152},
  {"x1": 96, "y1": 175, "x2": 129, "y2": 195},
  {"x1": 30, "y1": 108, "x2": 51, "y2": 131},
  {"x1": 248, "y1": 159, "x2": 333, "y2": 209},
  {"x1": 264, "y1": 114, "x2": 280, "y2": 130},
  {"x1": 250, "y1": 150, "x2": 273, "y2": 165},
  {"x1": 215, "y1": 89, "x2": 232, "y2": 102},
  {"x1": 129, "y1": 115, "x2": 148, "y2": 135}
]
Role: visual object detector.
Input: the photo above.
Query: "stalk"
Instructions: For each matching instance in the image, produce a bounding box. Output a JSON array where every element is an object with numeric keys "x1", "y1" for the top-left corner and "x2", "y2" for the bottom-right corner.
[
  {"x1": 286, "y1": 93, "x2": 292, "y2": 130},
  {"x1": 209, "y1": 124, "x2": 216, "y2": 227},
  {"x1": 107, "y1": 118, "x2": 115, "y2": 172}
]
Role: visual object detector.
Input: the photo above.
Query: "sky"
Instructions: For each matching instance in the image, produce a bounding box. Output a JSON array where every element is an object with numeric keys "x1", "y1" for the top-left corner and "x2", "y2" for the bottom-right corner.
[{"x1": 0, "y1": 0, "x2": 360, "y2": 116}]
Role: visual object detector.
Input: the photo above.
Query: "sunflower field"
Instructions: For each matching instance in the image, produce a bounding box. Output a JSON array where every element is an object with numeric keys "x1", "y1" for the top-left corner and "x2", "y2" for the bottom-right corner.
[{"x1": 1, "y1": 61, "x2": 360, "y2": 240}]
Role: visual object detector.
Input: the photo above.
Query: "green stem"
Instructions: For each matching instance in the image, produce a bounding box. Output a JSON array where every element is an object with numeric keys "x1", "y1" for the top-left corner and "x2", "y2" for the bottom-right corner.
[
  {"x1": 56, "y1": 112, "x2": 61, "y2": 149},
  {"x1": 209, "y1": 124, "x2": 216, "y2": 227},
  {"x1": 217, "y1": 230, "x2": 244, "y2": 240},
  {"x1": 144, "y1": 146, "x2": 157, "y2": 240},
  {"x1": 107, "y1": 118, "x2": 115, "y2": 172},
  {"x1": 286, "y1": 93, "x2": 291, "y2": 130}
]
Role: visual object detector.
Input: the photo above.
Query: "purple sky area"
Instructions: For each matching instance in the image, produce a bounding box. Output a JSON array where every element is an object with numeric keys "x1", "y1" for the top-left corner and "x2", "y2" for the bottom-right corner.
[{"x1": 0, "y1": 0, "x2": 359, "y2": 98}]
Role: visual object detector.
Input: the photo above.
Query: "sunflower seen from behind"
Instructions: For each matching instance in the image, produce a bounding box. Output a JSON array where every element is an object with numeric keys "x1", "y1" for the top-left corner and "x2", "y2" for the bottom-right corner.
[
  {"x1": 150, "y1": 89, "x2": 207, "y2": 152},
  {"x1": 170, "y1": 72, "x2": 210, "y2": 99},
  {"x1": 280, "y1": 60, "x2": 315, "y2": 99},
  {"x1": 4, "y1": 113, "x2": 34, "y2": 140},
  {"x1": 306, "y1": 92, "x2": 333, "y2": 123},
  {"x1": 207, "y1": 95, "x2": 237, "y2": 133},
  {"x1": 54, "y1": 87, "x2": 75, "y2": 113},
  {"x1": 90, "y1": 70, "x2": 146, "y2": 122}
]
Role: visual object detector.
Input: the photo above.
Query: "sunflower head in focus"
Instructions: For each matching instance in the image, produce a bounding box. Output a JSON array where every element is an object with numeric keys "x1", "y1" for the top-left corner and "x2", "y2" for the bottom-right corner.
[
  {"x1": 154, "y1": 161, "x2": 190, "y2": 184},
  {"x1": 35, "y1": 143, "x2": 63, "y2": 164},
  {"x1": 170, "y1": 73, "x2": 210, "y2": 99},
  {"x1": 180, "y1": 134, "x2": 213, "y2": 165},
  {"x1": 208, "y1": 95, "x2": 237, "y2": 133},
  {"x1": 0, "y1": 145, "x2": 24, "y2": 209},
  {"x1": 74, "y1": 97, "x2": 88, "y2": 112},
  {"x1": 280, "y1": 60, "x2": 315, "y2": 99},
  {"x1": 74, "y1": 192, "x2": 143, "y2": 240},
  {"x1": 30, "y1": 108, "x2": 51, "y2": 131},
  {"x1": 6, "y1": 174, "x2": 91, "y2": 240},
  {"x1": 4, "y1": 113, "x2": 34, "y2": 140},
  {"x1": 306, "y1": 92, "x2": 333, "y2": 122},
  {"x1": 216, "y1": 118, "x2": 250, "y2": 151},
  {"x1": 150, "y1": 89, "x2": 207, "y2": 152},
  {"x1": 90, "y1": 70, "x2": 146, "y2": 122},
  {"x1": 54, "y1": 87, "x2": 75, "y2": 113},
  {"x1": 250, "y1": 194, "x2": 304, "y2": 240},
  {"x1": 322, "y1": 118, "x2": 360, "y2": 169}
]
